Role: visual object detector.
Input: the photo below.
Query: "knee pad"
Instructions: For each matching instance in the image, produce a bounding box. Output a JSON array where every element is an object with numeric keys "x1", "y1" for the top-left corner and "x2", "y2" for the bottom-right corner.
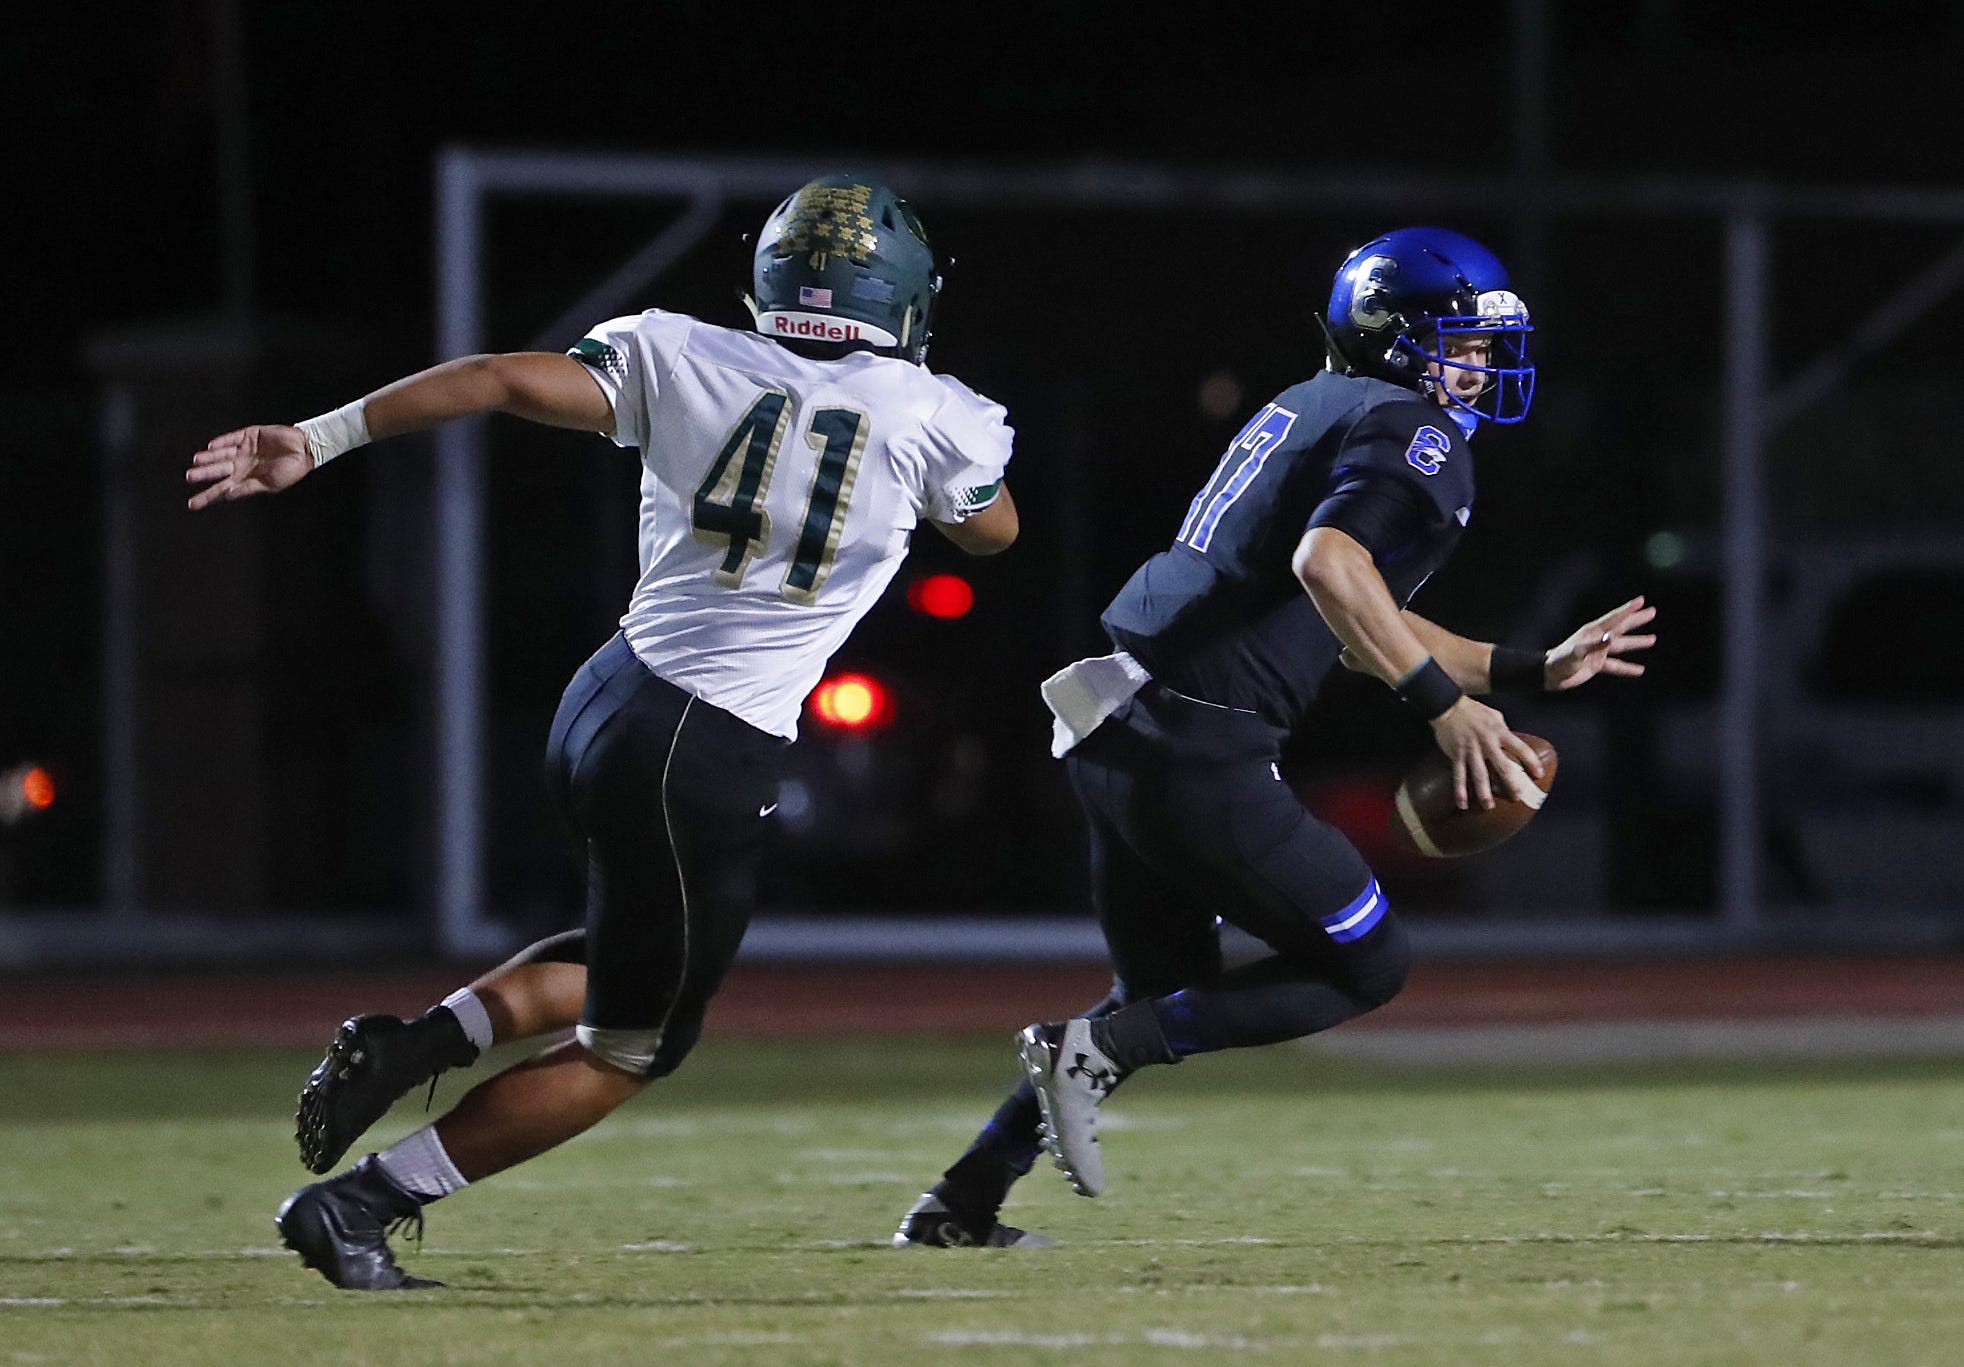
[
  {"x1": 642, "y1": 1018, "x2": 705, "y2": 1080},
  {"x1": 576, "y1": 1024, "x2": 663, "y2": 1075}
]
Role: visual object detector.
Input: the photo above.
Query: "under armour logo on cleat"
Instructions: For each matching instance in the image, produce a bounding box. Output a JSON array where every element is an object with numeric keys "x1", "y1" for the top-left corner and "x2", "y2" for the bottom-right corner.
[{"x1": 1065, "y1": 1053, "x2": 1118, "y2": 1095}]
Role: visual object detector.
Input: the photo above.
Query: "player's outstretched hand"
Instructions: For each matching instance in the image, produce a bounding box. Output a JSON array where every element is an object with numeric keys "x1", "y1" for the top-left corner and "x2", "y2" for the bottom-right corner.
[
  {"x1": 1428, "y1": 696, "x2": 1545, "y2": 810},
  {"x1": 185, "y1": 425, "x2": 313, "y2": 511},
  {"x1": 1545, "y1": 596, "x2": 1657, "y2": 691}
]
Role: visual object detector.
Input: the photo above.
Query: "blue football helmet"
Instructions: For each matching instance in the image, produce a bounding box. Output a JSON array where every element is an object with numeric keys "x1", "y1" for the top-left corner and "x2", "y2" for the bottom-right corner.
[{"x1": 1323, "y1": 227, "x2": 1534, "y2": 426}]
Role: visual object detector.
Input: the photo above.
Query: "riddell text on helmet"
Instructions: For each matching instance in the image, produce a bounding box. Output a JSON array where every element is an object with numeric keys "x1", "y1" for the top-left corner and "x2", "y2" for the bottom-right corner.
[{"x1": 774, "y1": 317, "x2": 864, "y2": 341}]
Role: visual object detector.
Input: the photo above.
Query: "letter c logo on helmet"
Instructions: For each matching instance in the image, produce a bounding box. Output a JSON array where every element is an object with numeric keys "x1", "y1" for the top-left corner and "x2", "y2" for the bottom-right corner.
[
  {"x1": 1323, "y1": 227, "x2": 1537, "y2": 427},
  {"x1": 1347, "y1": 255, "x2": 1399, "y2": 331}
]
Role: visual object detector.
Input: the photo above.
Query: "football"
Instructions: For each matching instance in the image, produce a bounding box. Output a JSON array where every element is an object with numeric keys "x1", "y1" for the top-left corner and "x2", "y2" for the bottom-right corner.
[{"x1": 1390, "y1": 732, "x2": 1558, "y2": 858}]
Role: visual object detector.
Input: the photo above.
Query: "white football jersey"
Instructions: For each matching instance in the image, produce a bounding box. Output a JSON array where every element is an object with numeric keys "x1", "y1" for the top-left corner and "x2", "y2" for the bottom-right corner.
[{"x1": 569, "y1": 310, "x2": 1013, "y2": 740}]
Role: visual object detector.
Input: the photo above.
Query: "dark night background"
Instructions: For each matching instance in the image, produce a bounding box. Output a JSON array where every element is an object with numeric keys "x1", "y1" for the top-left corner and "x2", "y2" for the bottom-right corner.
[{"x1": 6, "y1": 3, "x2": 1964, "y2": 952}]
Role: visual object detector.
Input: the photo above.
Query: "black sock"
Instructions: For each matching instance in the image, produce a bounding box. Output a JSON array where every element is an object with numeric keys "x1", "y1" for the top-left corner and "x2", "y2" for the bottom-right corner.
[
  {"x1": 933, "y1": 1080, "x2": 1045, "y2": 1224},
  {"x1": 1089, "y1": 1001, "x2": 1178, "y2": 1073},
  {"x1": 928, "y1": 1183, "x2": 997, "y2": 1233},
  {"x1": 418, "y1": 1006, "x2": 481, "y2": 1069}
]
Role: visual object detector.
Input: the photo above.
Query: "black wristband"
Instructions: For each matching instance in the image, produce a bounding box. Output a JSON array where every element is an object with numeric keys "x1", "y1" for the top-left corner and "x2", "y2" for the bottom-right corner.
[
  {"x1": 1489, "y1": 644, "x2": 1546, "y2": 693},
  {"x1": 1393, "y1": 657, "x2": 1464, "y2": 720}
]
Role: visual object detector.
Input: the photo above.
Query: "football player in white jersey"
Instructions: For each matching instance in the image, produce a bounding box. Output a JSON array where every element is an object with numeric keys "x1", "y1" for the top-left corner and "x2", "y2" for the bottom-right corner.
[{"x1": 185, "y1": 175, "x2": 1020, "y2": 1288}]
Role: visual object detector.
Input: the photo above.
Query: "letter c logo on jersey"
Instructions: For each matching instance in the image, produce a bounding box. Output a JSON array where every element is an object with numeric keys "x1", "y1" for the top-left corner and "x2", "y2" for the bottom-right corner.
[{"x1": 1404, "y1": 425, "x2": 1451, "y2": 476}]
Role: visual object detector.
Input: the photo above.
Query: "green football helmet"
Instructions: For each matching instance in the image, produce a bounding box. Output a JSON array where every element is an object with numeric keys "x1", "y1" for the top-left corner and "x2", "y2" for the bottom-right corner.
[{"x1": 749, "y1": 175, "x2": 941, "y2": 364}]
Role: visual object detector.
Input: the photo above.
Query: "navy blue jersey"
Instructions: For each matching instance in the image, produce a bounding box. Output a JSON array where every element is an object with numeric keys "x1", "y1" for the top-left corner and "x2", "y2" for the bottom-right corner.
[{"x1": 1102, "y1": 371, "x2": 1475, "y2": 731}]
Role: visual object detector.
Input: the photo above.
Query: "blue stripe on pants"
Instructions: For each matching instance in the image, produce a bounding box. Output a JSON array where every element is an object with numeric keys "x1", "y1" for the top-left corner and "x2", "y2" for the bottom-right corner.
[{"x1": 1320, "y1": 878, "x2": 1385, "y2": 943}]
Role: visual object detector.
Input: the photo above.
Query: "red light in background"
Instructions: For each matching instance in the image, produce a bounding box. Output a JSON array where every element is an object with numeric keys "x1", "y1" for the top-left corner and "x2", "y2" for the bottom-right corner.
[
  {"x1": 906, "y1": 573, "x2": 974, "y2": 620},
  {"x1": 809, "y1": 673, "x2": 893, "y2": 730},
  {"x1": 22, "y1": 767, "x2": 54, "y2": 810}
]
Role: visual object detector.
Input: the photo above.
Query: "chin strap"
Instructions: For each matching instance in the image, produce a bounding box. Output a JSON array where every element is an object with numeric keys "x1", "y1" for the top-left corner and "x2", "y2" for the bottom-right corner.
[{"x1": 1312, "y1": 312, "x2": 1348, "y2": 372}]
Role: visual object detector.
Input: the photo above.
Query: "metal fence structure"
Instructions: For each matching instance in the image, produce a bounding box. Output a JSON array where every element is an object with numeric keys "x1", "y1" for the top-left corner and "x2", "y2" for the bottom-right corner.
[
  {"x1": 423, "y1": 148, "x2": 1964, "y2": 961},
  {"x1": 20, "y1": 150, "x2": 1960, "y2": 974}
]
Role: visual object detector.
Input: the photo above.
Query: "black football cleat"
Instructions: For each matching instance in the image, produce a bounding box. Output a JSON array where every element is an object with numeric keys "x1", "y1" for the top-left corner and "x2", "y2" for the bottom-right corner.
[
  {"x1": 891, "y1": 1193, "x2": 1054, "y2": 1249},
  {"x1": 297, "y1": 1010, "x2": 478, "y2": 1175},
  {"x1": 276, "y1": 1155, "x2": 442, "y2": 1290}
]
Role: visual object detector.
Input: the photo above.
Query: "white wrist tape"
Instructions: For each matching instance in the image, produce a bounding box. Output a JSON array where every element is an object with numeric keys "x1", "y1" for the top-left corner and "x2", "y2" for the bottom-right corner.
[{"x1": 296, "y1": 399, "x2": 371, "y2": 468}]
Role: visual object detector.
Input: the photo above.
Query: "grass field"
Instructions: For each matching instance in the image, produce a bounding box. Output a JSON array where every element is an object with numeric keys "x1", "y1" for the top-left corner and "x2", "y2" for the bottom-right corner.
[{"x1": 4, "y1": 1036, "x2": 1964, "y2": 1365}]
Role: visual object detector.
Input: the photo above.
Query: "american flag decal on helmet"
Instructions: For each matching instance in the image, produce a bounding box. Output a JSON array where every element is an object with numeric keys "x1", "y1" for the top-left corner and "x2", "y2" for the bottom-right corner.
[{"x1": 799, "y1": 286, "x2": 834, "y2": 309}]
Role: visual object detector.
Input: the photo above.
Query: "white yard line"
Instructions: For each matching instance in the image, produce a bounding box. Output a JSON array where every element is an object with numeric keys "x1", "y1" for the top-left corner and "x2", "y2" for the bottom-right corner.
[
  {"x1": 924, "y1": 1329, "x2": 1418, "y2": 1353},
  {"x1": 1310, "y1": 1016, "x2": 1964, "y2": 1066}
]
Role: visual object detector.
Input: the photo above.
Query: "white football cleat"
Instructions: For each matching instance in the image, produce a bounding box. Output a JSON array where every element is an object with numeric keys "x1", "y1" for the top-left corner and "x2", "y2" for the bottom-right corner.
[{"x1": 1019, "y1": 1019, "x2": 1124, "y2": 1197}]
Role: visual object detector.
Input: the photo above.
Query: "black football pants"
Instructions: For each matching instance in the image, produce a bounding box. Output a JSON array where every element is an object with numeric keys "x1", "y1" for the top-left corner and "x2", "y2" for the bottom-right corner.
[{"x1": 544, "y1": 633, "x2": 787, "y2": 1078}]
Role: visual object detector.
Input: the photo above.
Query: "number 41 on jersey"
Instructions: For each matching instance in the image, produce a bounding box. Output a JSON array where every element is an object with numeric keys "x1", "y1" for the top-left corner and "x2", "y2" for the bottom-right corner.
[{"x1": 692, "y1": 391, "x2": 869, "y2": 605}]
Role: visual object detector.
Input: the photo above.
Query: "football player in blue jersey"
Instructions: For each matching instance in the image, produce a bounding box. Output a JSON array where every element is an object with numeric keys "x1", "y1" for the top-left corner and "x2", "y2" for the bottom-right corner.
[{"x1": 893, "y1": 227, "x2": 1658, "y2": 1244}]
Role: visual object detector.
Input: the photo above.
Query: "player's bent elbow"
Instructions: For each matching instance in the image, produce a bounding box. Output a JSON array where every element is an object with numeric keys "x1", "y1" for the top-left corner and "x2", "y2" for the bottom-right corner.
[
  {"x1": 969, "y1": 519, "x2": 1018, "y2": 556},
  {"x1": 941, "y1": 499, "x2": 1018, "y2": 555},
  {"x1": 481, "y1": 352, "x2": 550, "y2": 407},
  {"x1": 450, "y1": 352, "x2": 518, "y2": 408},
  {"x1": 945, "y1": 524, "x2": 1016, "y2": 556},
  {"x1": 1292, "y1": 526, "x2": 1370, "y2": 594}
]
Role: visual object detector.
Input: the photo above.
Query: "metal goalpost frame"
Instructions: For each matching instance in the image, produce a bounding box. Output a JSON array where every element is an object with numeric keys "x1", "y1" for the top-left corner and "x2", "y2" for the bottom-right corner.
[{"x1": 433, "y1": 147, "x2": 1964, "y2": 961}]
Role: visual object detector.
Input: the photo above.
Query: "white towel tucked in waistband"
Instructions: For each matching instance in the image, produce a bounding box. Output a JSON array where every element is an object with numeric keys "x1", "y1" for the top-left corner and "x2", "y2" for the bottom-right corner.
[{"x1": 1039, "y1": 650, "x2": 1153, "y2": 758}]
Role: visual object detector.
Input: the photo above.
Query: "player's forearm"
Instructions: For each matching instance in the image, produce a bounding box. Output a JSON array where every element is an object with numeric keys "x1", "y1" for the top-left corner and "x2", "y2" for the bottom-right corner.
[
  {"x1": 356, "y1": 356, "x2": 510, "y2": 440},
  {"x1": 291, "y1": 354, "x2": 597, "y2": 470},
  {"x1": 1400, "y1": 612, "x2": 1494, "y2": 693},
  {"x1": 1294, "y1": 528, "x2": 1432, "y2": 686}
]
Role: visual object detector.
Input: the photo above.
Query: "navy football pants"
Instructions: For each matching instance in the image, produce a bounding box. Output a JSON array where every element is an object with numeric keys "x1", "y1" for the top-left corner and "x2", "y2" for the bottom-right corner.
[{"x1": 936, "y1": 684, "x2": 1410, "y2": 1221}]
